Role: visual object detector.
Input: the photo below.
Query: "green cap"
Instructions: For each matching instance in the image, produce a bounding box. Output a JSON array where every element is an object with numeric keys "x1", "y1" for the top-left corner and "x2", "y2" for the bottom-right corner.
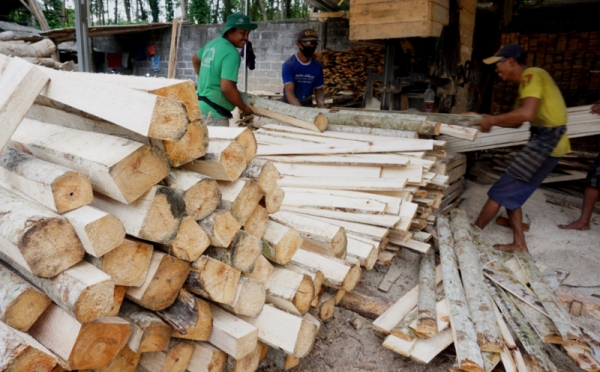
[{"x1": 221, "y1": 14, "x2": 258, "y2": 35}]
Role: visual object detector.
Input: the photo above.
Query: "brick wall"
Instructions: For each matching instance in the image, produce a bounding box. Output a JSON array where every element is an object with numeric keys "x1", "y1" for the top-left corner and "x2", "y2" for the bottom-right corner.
[{"x1": 90, "y1": 18, "x2": 351, "y2": 93}]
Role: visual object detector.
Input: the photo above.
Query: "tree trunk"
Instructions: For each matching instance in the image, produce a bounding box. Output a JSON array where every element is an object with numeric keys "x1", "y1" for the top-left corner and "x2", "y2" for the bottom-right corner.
[
  {"x1": 156, "y1": 217, "x2": 210, "y2": 262},
  {"x1": 0, "y1": 320, "x2": 57, "y2": 371},
  {"x1": 124, "y1": 0, "x2": 132, "y2": 21},
  {"x1": 114, "y1": 0, "x2": 118, "y2": 22},
  {"x1": 157, "y1": 289, "x2": 212, "y2": 341},
  {"x1": 27, "y1": 0, "x2": 50, "y2": 30},
  {"x1": 185, "y1": 255, "x2": 241, "y2": 305},
  {"x1": 119, "y1": 300, "x2": 172, "y2": 353},
  {"x1": 0, "y1": 147, "x2": 92, "y2": 214},
  {"x1": 179, "y1": 0, "x2": 187, "y2": 21},
  {"x1": 29, "y1": 304, "x2": 131, "y2": 370},
  {"x1": 257, "y1": 0, "x2": 267, "y2": 20}
]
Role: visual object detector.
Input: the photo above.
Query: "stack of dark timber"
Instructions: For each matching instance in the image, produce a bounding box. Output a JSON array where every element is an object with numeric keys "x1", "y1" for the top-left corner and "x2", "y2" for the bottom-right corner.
[
  {"x1": 314, "y1": 46, "x2": 385, "y2": 100},
  {"x1": 374, "y1": 208, "x2": 600, "y2": 372},
  {"x1": 439, "y1": 105, "x2": 600, "y2": 153}
]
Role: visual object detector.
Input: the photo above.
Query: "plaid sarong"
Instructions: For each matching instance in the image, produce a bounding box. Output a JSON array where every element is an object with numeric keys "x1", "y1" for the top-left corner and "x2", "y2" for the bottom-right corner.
[{"x1": 506, "y1": 125, "x2": 566, "y2": 183}]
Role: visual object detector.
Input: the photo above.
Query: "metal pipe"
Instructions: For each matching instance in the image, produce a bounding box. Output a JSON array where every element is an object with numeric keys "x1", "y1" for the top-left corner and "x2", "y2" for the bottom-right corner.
[{"x1": 74, "y1": 0, "x2": 92, "y2": 72}]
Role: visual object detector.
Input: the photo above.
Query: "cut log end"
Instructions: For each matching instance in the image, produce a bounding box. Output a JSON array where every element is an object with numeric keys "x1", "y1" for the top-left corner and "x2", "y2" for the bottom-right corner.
[
  {"x1": 163, "y1": 119, "x2": 209, "y2": 167},
  {"x1": 139, "y1": 324, "x2": 172, "y2": 353},
  {"x1": 52, "y1": 171, "x2": 93, "y2": 213},
  {"x1": 236, "y1": 128, "x2": 258, "y2": 165},
  {"x1": 331, "y1": 228, "x2": 348, "y2": 258},
  {"x1": 84, "y1": 213, "x2": 126, "y2": 257},
  {"x1": 245, "y1": 205, "x2": 268, "y2": 239},
  {"x1": 75, "y1": 279, "x2": 115, "y2": 324},
  {"x1": 318, "y1": 295, "x2": 335, "y2": 320},
  {"x1": 148, "y1": 96, "x2": 189, "y2": 141},
  {"x1": 21, "y1": 218, "x2": 85, "y2": 278},
  {"x1": 294, "y1": 275, "x2": 316, "y2": 315},
  {"x1": 161, "y1": 217, "x2": 210, "y2": 262},
  {"x1": 257, "y1": 162, "x2": 280, "y2": 195},
  {"x1": 133, "y1": 255, "x2": 191, "y2": 311},
  {"x1": 265, "y1": 186, "x2": 284, "y2": 214},
  {"x1": 4, "y1": 288, "x2": 52, "y2": 332},
  {"x1": 69, "y1": 319, "x2": 131, "y2": 370},
  {"x1": 413, "y1": 317, "x2": 438, "y2": 339},
  {"x1": 314, "y1": 113, "x2": 328, "y2": 132},
  {"x1": 276, "y1": 228, "x2": 303, "y2": 265},
  {"x1": 183, "y1": 178, "x2": 220, "y2": 220},
  {"x1": 342, "y1": 264, "x2": 362, "y2": 292},
  {"x1": 6, "y1": 344, "x2": 57, "y2": 372},
  {"x1": 139, "y1": 187, "x2": 186, "y2": 243},
  {"x1": 230, "y1": 231, "x2": 262, "y2": 273},
  {"x1": 100, "y1": 239, "x2": 154, "y2": 287},
  {"x1": 293, "y1": 317, "x2": 318, "y2": 358},
  {"x1": 111, "y1": 145, "x2": 170, "y2": 204},
  {"x1": 205, "y1": 210, "x2": 241, "y2": 248}
]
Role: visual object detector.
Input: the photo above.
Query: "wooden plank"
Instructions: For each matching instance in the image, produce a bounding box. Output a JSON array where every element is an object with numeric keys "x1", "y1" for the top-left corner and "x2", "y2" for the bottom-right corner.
[
  {"x1": 0, "y1": 56, "x2": 48, "y2": 152},
  {"x1": 257, "y1": 140, "x2": 433, "y2": 156},
  {"x1": 281, "y1": 206, "x2": 400, "y2": 228},
  {"x1": 208, "y1": 304, "x2": 258, "y2": 360},
  {"x1": 378, "y1": 256, "x2": 402, "y2": 292},
  {"x1": 278, "y1": 176, "x2": 406, "y2": 192}
]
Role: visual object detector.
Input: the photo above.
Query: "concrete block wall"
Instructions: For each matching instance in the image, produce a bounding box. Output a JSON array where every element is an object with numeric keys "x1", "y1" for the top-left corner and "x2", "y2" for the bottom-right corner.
[{"x1": 90, "y1": 18, "x2": 351, "y2": 93}]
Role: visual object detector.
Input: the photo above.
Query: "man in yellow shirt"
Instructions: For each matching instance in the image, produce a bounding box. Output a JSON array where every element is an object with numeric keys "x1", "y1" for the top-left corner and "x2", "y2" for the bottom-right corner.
[{"x1": 469, "y1": 43, "x2": 570, "y2": 253}]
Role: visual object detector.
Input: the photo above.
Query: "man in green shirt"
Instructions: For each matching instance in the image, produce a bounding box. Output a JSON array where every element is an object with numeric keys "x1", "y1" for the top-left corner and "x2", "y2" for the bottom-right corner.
[{"x1": 192, "y1": 14, "x2": 257, "y2": 126}]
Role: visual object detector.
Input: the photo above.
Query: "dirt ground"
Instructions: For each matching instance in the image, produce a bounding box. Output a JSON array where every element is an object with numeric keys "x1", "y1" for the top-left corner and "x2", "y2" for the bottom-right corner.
[{"x1": 258, "y1": 180, "x2": 600, "y2": 372}]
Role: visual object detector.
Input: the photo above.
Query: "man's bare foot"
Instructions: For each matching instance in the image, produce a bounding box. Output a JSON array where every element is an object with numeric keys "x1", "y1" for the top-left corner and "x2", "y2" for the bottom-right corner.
[
  {"x1": 493, "y1": 243, "x2": 529, "y2": 253},
  {"x1": 558, "y1": 221, "x2": 590, "y2": 231}
]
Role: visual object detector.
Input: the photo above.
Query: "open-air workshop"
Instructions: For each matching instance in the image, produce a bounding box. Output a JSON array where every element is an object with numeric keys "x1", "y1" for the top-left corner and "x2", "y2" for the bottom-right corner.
[{"x1": 0, "y1": 0, "x2": 599, "y2": 370}]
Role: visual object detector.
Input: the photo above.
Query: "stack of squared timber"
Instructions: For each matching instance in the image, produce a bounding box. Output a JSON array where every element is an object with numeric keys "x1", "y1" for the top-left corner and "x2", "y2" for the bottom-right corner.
[
  {"x1": 0, "y1": 54, "x2": 331, "y2": 372},
  {"x1": 375, "y1": 207, "x2": 600, "y2": 372}
]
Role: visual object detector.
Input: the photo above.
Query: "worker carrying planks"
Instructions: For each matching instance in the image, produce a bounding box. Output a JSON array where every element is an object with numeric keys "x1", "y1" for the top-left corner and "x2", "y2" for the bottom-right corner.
[{"x1": 466, "y1": 43, "x2": 571, "y2": 253}]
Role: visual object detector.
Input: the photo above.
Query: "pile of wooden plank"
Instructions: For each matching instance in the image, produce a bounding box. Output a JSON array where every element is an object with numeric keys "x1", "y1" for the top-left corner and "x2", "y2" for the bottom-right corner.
[
  {"x1": 440, "y1": 105, "x2": 600, "y2": 152},
  {"x1": 314, "y1": 46, "x2": 385, "y2": 100},
  {"x1": 375, "y1": 208, "x2": 600, "y2": 372},
  {"x1": 0, "y1": 54, "x2": 334, "y2": 372}
]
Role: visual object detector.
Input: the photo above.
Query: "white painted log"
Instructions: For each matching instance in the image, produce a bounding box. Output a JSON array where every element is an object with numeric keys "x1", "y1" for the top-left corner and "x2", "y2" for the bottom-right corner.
[
  {"x1": 199, "y1": 210, "x2": 241, "y2": 248},
  {"x1": 290, "y1": 249, "x2": 361, "y2": 292},
  {"x1": 185, "y1": 255, "x2": 241, "y2": 306},
  {"x1": 0, "y1": 262, "x2": 51, "y2": 332},
  {"x1": 186, "y1": 341, "x2": 228, "y2": 372},
  {"x1": 239, "y1": 304, "x2": 318, "y2": 358},
  {"x1": 28, "y1": 304, "x2": 131, "y2": 370},
  {"x1": 156, "y1": 217, "x2": 210, "y2": 262},
  {"x1": 63, "y1": 205, "x2": 125, "y2": 257},
  {"x1": 138, "y1": 339, "x2": 194, "y2": 372},
  {"x1": 372, "y1": 265, "x2": 442, "y2": 334},
  {"x1": 449, "y1": 209, "x2": 503, "y2": 352},
  {"x1": 0, "y1": 186, "x2": 84, "y2": 278},
  {"x1": 270, "y1": 210, "x2": 347, "y2": 259},
  {"x1": 0, "y1": 56, "x2": 48, "y2": 152},
  {"x1": 208, "y1": 303, "x2": 258, "y2": 359},
  {"x1": 182, "y1": 140, "x2": 247, "y2": 181},
  {"x1": 163, "y1": 169, "x2": 221, "y2": 220},
  {"x1": 92, "y1": 185, "x2": 185, "y2": 244},
  {"x1": 119, "y1": 300, "x2": 172, "y2": 353},
  {"x1": 12, "y1": 119, "x2": 170, "y2": 204},
  {"x1": 0, "y1": 320, "x2": 57, "y2": 371},
  {"x1": 221, "y1": 276, "x2": 266, "y2": 317},
  {"x1": 437, "y1": 215, "x2": 485, "y2": 371},
  {"x1": 265, "y1": 266, "x2": 314, "y2": 316},
  {"x1": 0, "y1": 147, "x2": 93, "y2": 213},
  {"x1": 218, "y1": 178, "x2": 264, "y2": 226},
  {"x1": 126, "y1": 250, "x2": 190, "y2": 311},
  {"x1": 86, "y1": 238, "x2": 153, "y2": 287}
]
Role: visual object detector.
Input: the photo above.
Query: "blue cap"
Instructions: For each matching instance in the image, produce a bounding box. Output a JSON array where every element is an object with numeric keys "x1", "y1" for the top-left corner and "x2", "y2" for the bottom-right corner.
[{"x1": 483, "y1": 43, "x2": 526, "y2": 64}]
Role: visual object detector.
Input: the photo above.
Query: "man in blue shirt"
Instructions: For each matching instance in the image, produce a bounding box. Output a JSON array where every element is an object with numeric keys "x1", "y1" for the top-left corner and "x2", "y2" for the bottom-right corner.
[{"x1": 281, "y1": 29, "x2": 326, "y2": 108}]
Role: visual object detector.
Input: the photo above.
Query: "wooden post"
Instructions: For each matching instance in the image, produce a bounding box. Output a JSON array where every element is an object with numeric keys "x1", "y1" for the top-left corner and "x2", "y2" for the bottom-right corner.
[
  {"x1": 0, "y1": 186, "x2": 85, "y2": 278},
  {"x1": 0, "y1": 56, "x2": 48, "y2": 152}
]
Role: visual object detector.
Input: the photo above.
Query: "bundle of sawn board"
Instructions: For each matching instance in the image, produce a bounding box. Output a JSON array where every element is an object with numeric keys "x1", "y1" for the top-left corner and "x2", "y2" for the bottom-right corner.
[{"x1": 0, "y1": 54, "x2": 469, "y2": 372}]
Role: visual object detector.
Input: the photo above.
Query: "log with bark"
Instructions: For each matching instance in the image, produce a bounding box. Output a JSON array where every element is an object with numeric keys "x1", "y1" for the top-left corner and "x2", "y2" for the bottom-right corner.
[
  {"x1": 262, "y1": 220, "x2": 304, "y2": 265},
  {"x1": 270, "y1": 210, "x2": 347, "y2": 259},
  {"x1": 12, "y1": 118, "x2": 170, "y2": 204},
  {"x1": 182, "y1": 140, "x2": 247, "y2": 181},
  {"x1": 185, "y1": 255, "x2": 241, "y2": 305},
  {"x1": 156, "y1": 217, "x2": 210, "y2": 262},
  {"x1": 26, "y1": 104, "x2": 206, "y2": 168},
  {"x1": 240, "y1": 304, "x2": 319, "y2": 358},
  {"x1": 119, "y1": 300, "x2": 172, "y2": 353},
  {"x1": 92, "y1": 185, "x2": 186, "y2": 244},
  {"x1": 242, "y1": 93, "x2": 328, "y2": 132},
  {"x1": 157, "y1": 289, "x2": 212, "y2": 341},
  {"x1": 450, "y1": 209, "x2": 503, "y2": 353},
  {"x1": 0, "y1": 147, "x2": 92, "y2": 213},
  {"x1": 208, "y1": 303, "x2": 258, "y2": 359},
  {"x1": 29, "y1": 304, "x2": 131, "y2": 370},
  {"x1": 221, "y1": 275, "x2": 266, "y2": 317},
  {"x1": 199, "y1": 210, "x2": 241, "y2": 248},
  {"x1": 186, "y1": 341, "x2": 228, "y2": 372},
  {"x1": 414, "y1": 249, "x2": 438, "y2": 339},
  {"x1": 437, "y1": 215, "x2": 485, "y2": 372},
  {"x1": 0, "y1": 186, "x2": 84, "y2": 278},
  {"x1": 265, "y1": 266, "x2": 315, "y2": 316},
  {"x1": 205, "y1": 231, "x2": 262, "y2": 274},
  {"x1": 310, "y1": 292, "x2": 335, "y2": 320},
  {"x1": 163, "y1": 169, "x2": 221, "y2": 220},
  {"x1": 126, "y1": 251, "x2": 190, "y2": 311},
  {"x1": 338, "y1": 282, "x2": 393, "y2": 319},
  {"x1": 241, "y1": 158, "x2": 280, "y2": 195},
  {"x1": 0, "y1": 261, "x2": 51, "y2": 332},
  {"x1": 218, "y1": 178, "x2": 264, "y2": 226},
  {"x1": 0, "y1": 320, "x2": 57, "y2": 371},
  {"x1": 86, "y1": 238, "x2": 153, "y2": 287},
  {"x1": 0, "y1": 39, "x2": 56, "y2": 58},
  {"x1": 138, "y1": 339, "x2": 194, "y2": 372}
]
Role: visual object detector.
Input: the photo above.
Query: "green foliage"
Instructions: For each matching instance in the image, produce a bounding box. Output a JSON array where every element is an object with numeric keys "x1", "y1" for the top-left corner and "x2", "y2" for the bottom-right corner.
[
  {"x1": 148, "y1": 0, "x2": 160, "y2": 22},
  {"x1": 189, "y1": 0, "x2": 212, "y2": 24},
  {"x1": 165, "y1": 0, "x2": 175, "y2": 21}
]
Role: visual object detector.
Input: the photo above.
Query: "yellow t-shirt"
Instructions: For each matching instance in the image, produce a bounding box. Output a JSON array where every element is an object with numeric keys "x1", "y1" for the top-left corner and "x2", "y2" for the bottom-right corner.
[{"x1": 515, "y1": 67, "x2": 571, "y2": 157}]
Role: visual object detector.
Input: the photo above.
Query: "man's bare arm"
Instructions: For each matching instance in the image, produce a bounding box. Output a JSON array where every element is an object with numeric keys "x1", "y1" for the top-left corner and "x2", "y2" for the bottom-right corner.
[
  {"x1": 192, "y1": 54, "x2": 201, "y2": 75},
  {"x1": 468, "y1": 97, "x2": 540, "y2": 133},
  {"x1": 315, "y1": 88, "x2": 326, "y2": 108},
  {"x1": 284, "y1": 83, "x2": 302, "y2": 106},
  {"x1": 221, "y1": 79, "x2": 252, "y2": 115}
]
